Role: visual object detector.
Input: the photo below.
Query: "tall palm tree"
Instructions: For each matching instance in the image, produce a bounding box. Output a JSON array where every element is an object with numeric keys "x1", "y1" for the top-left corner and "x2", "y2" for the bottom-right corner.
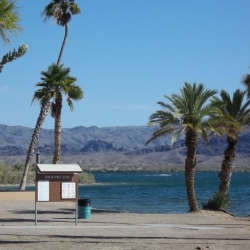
[
  {"x1": 19, "y1": 1, "x2": 80, "y2": 190},
  {"x1": 36, "y1": 63, "x2": 83, "y2": 164},
  {"x1": 42, "y1": 0, "x2": 81, "y2": 65},
  {"x1": 42, "y1": 0, "x2": 81, "y2": 162},
  {"x1": 0, "y1": 0, "x2": 22, "y2": 45},
  {"x1": 213, "y1": 89, "x2": 250, "y2": 195},
  {"x1": 146, "y1": 82, "x2": 235, "y2": 212}
]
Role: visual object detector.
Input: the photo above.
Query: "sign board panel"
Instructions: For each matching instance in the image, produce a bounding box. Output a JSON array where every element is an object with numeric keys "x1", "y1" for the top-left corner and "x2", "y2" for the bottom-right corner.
[
  {"x1": 37, "y1": 181, "x2": 49, "y2": 201},
  {"x1": 61, "y1": 182, "x2": 76, "y2": 199}
]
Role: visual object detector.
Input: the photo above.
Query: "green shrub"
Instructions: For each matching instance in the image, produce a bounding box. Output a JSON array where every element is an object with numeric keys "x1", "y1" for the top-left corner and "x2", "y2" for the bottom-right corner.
[
  {"x1": 0, "y1": 163, "x2": 94, "y2": 185},
  {"x1": 78, "y1": 172, "x2": 95, "y2": 184},
  {"x1": 0, "y1": 163, "x2": 35, "y2": 185},
  {"x1": 202, "y1": 190, "x2": 230, "y2": 210}
]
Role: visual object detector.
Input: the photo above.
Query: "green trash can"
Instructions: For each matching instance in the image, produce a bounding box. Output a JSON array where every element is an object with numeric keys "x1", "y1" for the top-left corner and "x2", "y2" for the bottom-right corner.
[{"x1": 78, "y1": 198, "x2": 91, "y2": 219}]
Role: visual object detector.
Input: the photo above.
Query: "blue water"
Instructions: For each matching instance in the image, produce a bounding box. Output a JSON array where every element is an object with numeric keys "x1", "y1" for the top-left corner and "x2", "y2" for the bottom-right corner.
[
  {"x1": 1, "y1": 172, "x2": 249, "y2": 217},
  {"x1": 78, "y1": 172, "x2": 250, "y2": 217}
]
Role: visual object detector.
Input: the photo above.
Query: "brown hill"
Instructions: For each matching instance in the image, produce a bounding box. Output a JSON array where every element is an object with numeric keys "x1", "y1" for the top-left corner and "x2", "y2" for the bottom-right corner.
[{"x1": 0, "y1": 124, "x2": 249, "y2": 171}]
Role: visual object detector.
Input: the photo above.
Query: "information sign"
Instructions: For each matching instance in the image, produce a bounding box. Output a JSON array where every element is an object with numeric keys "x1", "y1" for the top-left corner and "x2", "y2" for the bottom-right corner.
[
  {"x1": 61, "y1": 182, "x2": 76, "y2": 199},
  {"x1": 37, "y1": 181, "x2": 49, "y2": 201}
]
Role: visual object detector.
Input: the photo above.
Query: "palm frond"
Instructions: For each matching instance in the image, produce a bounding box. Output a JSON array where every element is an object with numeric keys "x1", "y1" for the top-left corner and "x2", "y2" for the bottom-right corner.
[
  {"x1": 146, "y1": 82, "x2": 221, "y2": 147},
  {"x1": 0, "y1": 0, "x2": 22, "y2": 45},
  {"x1": 242, "y1": 73, "x2": 250, "y2": 98},
  {"x1": 41, "y1": 0, "x2": 80, "y2": 25},
  {"x1": 145, "y1": 126, "x2": 178, "y2": 145}
]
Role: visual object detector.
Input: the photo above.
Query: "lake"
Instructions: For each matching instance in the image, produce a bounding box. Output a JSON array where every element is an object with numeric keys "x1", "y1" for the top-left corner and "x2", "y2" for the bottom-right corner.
[{"x1": 79, "y1": 171, "x2": 250, "y2": 217}]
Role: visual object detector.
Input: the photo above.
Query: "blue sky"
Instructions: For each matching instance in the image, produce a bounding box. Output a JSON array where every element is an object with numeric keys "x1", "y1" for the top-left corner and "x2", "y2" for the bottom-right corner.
[{"x1": 1, "y1": 0, "x2": 250, "y2": 129}]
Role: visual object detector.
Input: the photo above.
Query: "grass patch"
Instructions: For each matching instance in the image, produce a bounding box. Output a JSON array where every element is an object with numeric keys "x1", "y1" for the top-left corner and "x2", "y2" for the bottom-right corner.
[{"x1": 202, "y1": 190, "x2": 230, "y2": 210}]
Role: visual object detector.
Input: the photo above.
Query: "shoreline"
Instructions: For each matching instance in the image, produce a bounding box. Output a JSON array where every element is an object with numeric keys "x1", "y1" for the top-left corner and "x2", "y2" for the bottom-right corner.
[
  {"x1": 0, "y1": 194, "x2": 249, "y2": 250},
  {"x1": 81, "y1": 167, "x2": 250, "y2": 172},
  {"x1": 0, "y1": 190, "x2": 249, "y2": 218}
]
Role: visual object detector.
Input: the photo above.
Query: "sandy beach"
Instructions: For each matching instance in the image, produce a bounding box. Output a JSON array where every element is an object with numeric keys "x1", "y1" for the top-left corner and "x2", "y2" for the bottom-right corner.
[{"x1": 0, "y1": 191, "x2": 249, "y2": 250}]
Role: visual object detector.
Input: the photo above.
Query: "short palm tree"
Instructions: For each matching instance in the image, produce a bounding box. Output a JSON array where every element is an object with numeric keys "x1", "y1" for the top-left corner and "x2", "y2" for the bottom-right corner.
[
  {"x1": 36, "y1": 63, "x2": 83, "y2": 164},
  {"x1": 19, "y1": 63, "x2": 83, "y2": 189},
  {"x1": 42, "y1": 0, "x2": 81, "y2": 65},
  {"x1": 214, "y1": 89, "x2": 250, "y2": 195},
  {"x1": 146, "y1": 82, "x2": 234, "y2": 212},
  {"x1": 0, "y1": 0, "x2": 22, "y2": 45}
]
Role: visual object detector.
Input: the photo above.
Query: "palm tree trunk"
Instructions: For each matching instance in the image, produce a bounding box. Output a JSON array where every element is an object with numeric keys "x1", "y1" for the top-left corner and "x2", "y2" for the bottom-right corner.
[
  {"x1": 185, "y1": 129, "x2": 200, "y2": 212},
  {"x1": 53, "y1": 93, "x2": 63, "y2": 164},
  {"x1": 19, "y1": 101, "x2": 51, "y2": 190},
  {"x1": 57, "y1": 23, "x2": 68, "y2": 65},
  {"x1": 52, "y1": 23, "x2": 68, "y2": 164},
  {"x1": 218, "y1": 135, "x2": 237, "y2": 195}
]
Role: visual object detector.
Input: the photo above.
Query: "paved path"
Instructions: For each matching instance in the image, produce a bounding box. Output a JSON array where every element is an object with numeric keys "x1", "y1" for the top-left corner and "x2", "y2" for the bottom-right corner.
[{"x1": 0, "y1": 224, "x2": 224, "y2": 230}]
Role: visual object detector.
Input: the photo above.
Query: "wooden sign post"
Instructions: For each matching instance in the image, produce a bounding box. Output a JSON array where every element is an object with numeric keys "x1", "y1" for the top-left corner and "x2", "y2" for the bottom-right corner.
[{"x1": 35, "y1": 164, "x2": 82, "y2": 226}]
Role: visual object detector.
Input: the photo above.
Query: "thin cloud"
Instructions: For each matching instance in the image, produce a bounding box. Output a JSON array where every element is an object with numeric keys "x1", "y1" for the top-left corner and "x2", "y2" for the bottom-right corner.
[
  {"x1": 0, "y1": 86, "x2": 9, "y2": 93},
  {"x1": 0, "y1": 86, "x2": 28, "y2": 97}
]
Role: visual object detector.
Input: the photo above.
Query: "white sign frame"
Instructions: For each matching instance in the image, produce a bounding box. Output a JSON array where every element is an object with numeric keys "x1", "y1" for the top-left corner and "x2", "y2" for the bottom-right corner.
[
  {"x1": 37, "y1": 180, "x2": 49, "y2": 201},
  {"x1": 61, "y1": 182, "x2": 76, "y2": 199}
]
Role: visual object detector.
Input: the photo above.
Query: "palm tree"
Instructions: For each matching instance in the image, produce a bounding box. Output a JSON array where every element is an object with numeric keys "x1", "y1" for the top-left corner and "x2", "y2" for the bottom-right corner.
[
  {"x1": 42, "y1": 0, "x2": 81, "y2": 65},
  {"x1": 19, "y1": 1, "x2": 80, "y2": 190},
  {"x1": 41, "y1": 0, "x2": 81, "y2": 162},
  {"x1": 35, "y1": 63, "x2": 83, "y2": 164},
  {"x1": 0, "y1": 0, "x2": 22, "y2": 45},
  {"x1": 214, "y1": 90, "x2": 250, "y2": 195},
  {"x1": 146, "y1": 82, "x2": 234, "y2": 212},
  {"x1": 19, "y1": 63, "x2": 83, "y2": 189}
]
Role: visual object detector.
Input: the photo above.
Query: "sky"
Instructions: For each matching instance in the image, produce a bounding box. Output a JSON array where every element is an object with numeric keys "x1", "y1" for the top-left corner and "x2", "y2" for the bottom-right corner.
[{"x1": 1, "y1": 0, "x2": 250, "y2": 129}]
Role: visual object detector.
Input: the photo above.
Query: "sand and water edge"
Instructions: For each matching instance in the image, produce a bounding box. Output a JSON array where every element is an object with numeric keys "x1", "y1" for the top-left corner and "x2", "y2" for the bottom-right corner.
[{"x1": 0, "y1": 191, "x2": 249, "y2": 250}]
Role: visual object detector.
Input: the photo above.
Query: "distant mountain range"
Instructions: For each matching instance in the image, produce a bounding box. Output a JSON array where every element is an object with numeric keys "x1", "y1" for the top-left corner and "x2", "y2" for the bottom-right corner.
[{"x1": 0, "y1": 124, "x2": 250, "y2": 171}]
